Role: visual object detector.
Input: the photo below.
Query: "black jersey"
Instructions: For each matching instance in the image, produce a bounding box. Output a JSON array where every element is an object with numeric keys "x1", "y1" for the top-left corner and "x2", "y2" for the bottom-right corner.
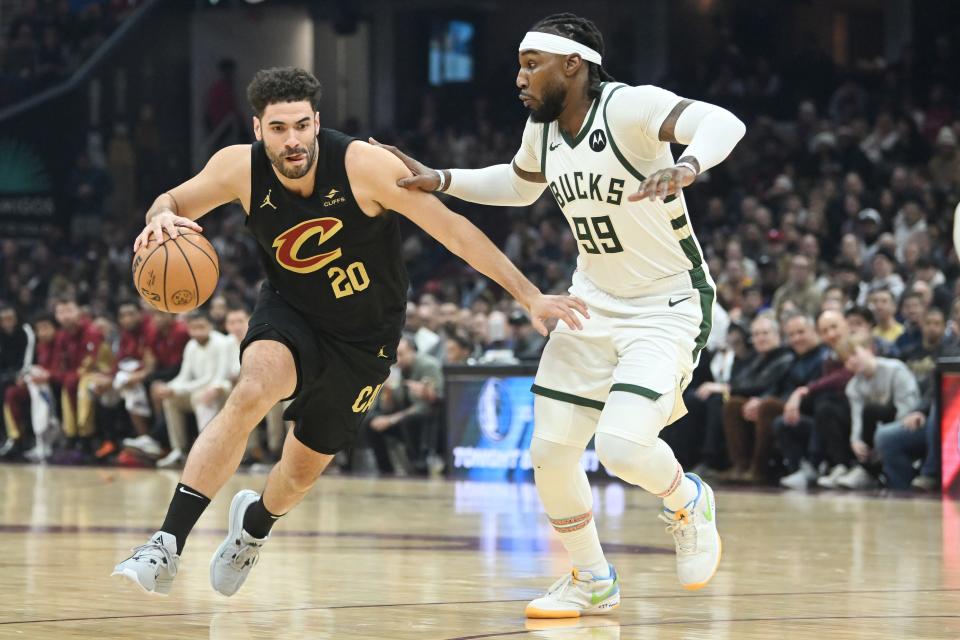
[{"x1": 245, "y1": 129, "x2": 408, "y2": 344}]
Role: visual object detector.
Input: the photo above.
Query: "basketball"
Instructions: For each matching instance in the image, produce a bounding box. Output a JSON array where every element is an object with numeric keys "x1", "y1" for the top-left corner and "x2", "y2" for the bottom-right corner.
[{"x1": 131, "y1": 231, "x2": 219, "y2": 313}]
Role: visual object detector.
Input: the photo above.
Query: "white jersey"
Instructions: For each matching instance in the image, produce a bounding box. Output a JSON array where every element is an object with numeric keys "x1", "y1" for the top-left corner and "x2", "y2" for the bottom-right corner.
[{"x1": 514, "y1": 82, "x2": 712, "y2": 299}]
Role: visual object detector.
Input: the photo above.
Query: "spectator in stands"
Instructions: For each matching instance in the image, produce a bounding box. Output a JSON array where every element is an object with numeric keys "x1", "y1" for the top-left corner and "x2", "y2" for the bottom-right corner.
[
  {"x1": 80, "y1": 311, "x2": 120, "y2": 459},
  {"x1": 151, "y1": 310, "x2": 231, "y2": 469},
  {"x1": 868, "y1": 250, "x2": 905, "y2": 301},
  {"x1": 88, "y1": 302, "x2": 153, "y2": 459},
  {"x1": 121, "y1": 309, "x2": 190, "y2": 459},
  {"x1": 208, "y1": 295, "x2": 229, "y2": 333},
  {"x1": 877, "y1": 307, "x2": 958, "y2": 490},
  {"x1": 669, "y1": 322, "x2": 754, "y2": 476},
  {"x1": 868, "y1": 287, "x2": 903, "y2": 345},
  {"x1": 771, "y1": 255, "x2": 821, "y2": 318},
  {"x1": 928, "y1": 126, "x2": 960, "y2": 192},
  {"x1": 820, "y1": 284, "x2": 848, "y2": 312},
  {"x1": 776, "y1": 309, "x2": 852, "y2": 488},
  {"x1": 912, "y1": 258, "x2": 953, "y2": 313},
  {"x1": 366, "y1": 336, "x2": 443, "y2": 476},
  {"x1": 0, "y1": 305, "x2": 34, "y2": 459},
  {"x1": 49, "y1": 298, "x2": 103, "y2": 461},
  {"x1": 10, "y1": 314, "x2": 59, "y2": 462},
  {"x1": 144, "y1": 310, "x2": 190, "y2": 422},
  {"x1": 444, "y1": 332, "x2": 475, "y2": 366},
  {"x1": 406, "y1": 301, "x2": 441, "y2": 357},
  {"x1": 825, "y1": 333, "x2": 920, "y2": 490},
  {"x1": 720, "y1": 313, "x2": 795, "y2": 483},
  {"x1": 832, "y1": 260, "x2": 868, "y2": 308},
  {"x1": 508, "y1": 310, "x2": 545, "y2": 361},
  {"x1": 894, "y1": 290, "x2": 928, "y2": 356}
]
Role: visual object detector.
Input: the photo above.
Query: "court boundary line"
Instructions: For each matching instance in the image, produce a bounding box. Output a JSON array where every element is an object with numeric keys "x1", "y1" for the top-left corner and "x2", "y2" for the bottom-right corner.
[
  {"x1": 3, "y1": 587, "x2": 960, "y2": 627},
  {"x1": 445, "y1": 614, "x2": 960, "y2": 640}
]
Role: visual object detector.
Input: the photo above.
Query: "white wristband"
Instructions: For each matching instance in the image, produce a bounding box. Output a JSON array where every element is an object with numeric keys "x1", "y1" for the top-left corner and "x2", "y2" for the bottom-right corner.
[
  {"x1": 676, "y1": 161, "x2": 699, "y2": 176},
  {"x1": 435, "y1": 169, "x2": 447, "y2": 192}
]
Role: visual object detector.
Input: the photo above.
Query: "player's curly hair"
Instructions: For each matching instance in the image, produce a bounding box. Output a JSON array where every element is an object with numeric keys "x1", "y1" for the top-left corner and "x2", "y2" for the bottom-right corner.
[
  {"x1": 247, "y1": 67, "x2": 322, "y2": 118},
  {"x1": 530, "y1": 13, "x2": 616, "y2": 99}
]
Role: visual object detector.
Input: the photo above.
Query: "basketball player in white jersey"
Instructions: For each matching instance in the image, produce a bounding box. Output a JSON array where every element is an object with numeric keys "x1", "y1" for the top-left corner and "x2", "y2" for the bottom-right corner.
[{"x1": 375, "y1": 13, "x2": 745, "y2": 618}]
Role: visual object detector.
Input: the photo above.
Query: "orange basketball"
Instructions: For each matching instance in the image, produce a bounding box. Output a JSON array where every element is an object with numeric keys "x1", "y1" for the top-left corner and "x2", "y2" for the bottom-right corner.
[{"x1": 131, "y1": 231, "x2": 219, "y2": 313}]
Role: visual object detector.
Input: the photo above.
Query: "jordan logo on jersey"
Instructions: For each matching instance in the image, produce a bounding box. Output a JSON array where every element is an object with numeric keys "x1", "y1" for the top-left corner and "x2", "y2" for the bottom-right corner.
[
  {"x1": 549, "y1": 173, "x2": 625, "y2": 208},
  {"x1": 271, "y1": 217, "x2": 343, "y2": 273},
  {"x1": 589, "y1": 130, "x2": 607, "y2": 152},
  {"x1": 260, "y1": 189, "x2": 277, "y2": 210}
]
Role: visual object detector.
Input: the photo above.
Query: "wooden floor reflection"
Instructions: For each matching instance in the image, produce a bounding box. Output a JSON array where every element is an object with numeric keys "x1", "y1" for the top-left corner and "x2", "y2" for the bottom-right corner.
[{"x1": 1, "y1": 464, "x2": 958, "y2": 639}]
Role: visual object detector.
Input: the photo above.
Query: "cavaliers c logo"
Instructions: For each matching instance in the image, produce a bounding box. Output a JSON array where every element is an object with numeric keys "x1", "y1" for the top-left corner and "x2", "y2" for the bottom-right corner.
[{"x1": 272, "y1": 218, "x2": 343, "y2": 273}]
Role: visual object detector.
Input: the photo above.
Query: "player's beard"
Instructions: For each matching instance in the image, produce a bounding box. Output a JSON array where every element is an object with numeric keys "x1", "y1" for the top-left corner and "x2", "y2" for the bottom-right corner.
[
  {"x1": 528, "y1": 80, "x2": 567, "y2": 123},
  {"x1": 267, "y1": 136, "x2": 318, "y2": 179}
]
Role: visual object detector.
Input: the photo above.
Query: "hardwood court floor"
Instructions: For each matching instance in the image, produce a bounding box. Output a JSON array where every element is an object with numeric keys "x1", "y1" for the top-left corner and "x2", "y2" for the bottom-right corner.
[{"x1": 0, "y1": 464, "x2": 958, "y2": 640}]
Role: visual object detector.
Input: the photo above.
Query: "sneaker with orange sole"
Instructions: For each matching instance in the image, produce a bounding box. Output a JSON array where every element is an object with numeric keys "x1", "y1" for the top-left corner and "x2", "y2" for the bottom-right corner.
[
  {"x1": 525, "y1": 565, "x2": 619, "y2": 618},
  {"x1": 660, "y1": 472, "x2": 722, "y2": 590}
]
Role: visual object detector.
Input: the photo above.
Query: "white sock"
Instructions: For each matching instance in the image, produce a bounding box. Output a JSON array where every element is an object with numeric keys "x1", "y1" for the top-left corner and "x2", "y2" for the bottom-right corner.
[
  {"x1": 663, "y1": 475, "x2": 699, "y2": 512},
  {"x1": 547, "y1": 512, "x2": 609, "y2": 578},
  {"x1": 531, "y1": 436, "x2": 609, "y2": 577}
]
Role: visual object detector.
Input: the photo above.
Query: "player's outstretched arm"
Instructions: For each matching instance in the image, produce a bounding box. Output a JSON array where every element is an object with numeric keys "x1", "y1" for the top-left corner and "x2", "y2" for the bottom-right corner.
[
  {"x1": 368, "y1": 138, "x2": 547, "y2": 207},
  {"x1": 350, "y1": 143, "x2": 587, "y2": 336},
  {"x1": 134, "y1": 145, "x2": 250, "y2": 251},
  {"x1": 611, "y1": 87, "x2": 745, "y2": 203}
]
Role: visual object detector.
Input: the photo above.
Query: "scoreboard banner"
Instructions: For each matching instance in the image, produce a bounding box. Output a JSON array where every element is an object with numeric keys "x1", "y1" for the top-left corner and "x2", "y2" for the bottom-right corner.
[{"x1": 444, "y1": 365, "x2": 605, "y2": 482}]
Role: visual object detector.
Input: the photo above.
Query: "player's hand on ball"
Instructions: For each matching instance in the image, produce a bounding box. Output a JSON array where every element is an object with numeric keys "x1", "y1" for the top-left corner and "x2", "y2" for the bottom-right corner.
[
  {"x1": 628, "y1": 165, "x2": 696, "y2": 202},
  {"x1": 133, "y1": 211, "x2": 203, "y2": 252},
  {"x1": 528, "y1": 294, "x2": 590, "y2": 336},
  {"x1": 368, "y1": 137, "x2": 442, "y2": 192}
]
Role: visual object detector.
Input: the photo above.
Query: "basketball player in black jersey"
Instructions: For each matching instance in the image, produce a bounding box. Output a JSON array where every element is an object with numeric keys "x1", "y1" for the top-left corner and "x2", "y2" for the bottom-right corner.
[{"x1": 112, "y1": 67, "x2": 588, "y2": 596}]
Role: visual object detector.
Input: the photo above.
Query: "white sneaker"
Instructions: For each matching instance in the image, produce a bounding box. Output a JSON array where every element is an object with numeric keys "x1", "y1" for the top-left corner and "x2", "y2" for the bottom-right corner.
[
  {"x1": 836, "y1": 465, "x2": 878, "y2": 490},
  {"x1": 780, "y1": 460, "x2": 818, "y2": 490},
  {"x1": 157, "y1": 449, "x2": 186, "y2": 469},
  {"x1": 111, "y1": 531, "x2": 180, "y2": 595},
  {"x1": 23, "y1": 445, "x2": 48, "y2": 463},
  {"x1": 209, "y1": 490, "x2": 268, "y2": 597},
  {"x1": 525, "y1": 565, "x2": 620, "y2": 618},
  {"x1": 123, "y1": 435, "x2": 164, "y2": 458},
  {"x1": 660, "y1": 473, "x2": 721, "y2": 590},
  {"x1": 816, "y1": 464, "x2": 849, "y2": 489}
]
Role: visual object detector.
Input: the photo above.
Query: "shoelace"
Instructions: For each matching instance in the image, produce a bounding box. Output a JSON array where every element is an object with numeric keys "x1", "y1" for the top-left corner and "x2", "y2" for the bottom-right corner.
[
  {"x1": 659, "y1": 512, "x2": 698, "y2": 554},
  {"x1": 226, "y1": 538, "x2": 262, "y2": 570},
  {"x1": 130, "y1": 541, "x2": 178, "y2": 576}
]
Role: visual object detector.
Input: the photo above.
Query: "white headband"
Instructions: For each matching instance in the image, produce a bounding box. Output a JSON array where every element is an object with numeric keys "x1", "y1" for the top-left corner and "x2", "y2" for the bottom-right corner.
[{"x1": 518, "y1": 32, "x2": 602, "y2": 65}]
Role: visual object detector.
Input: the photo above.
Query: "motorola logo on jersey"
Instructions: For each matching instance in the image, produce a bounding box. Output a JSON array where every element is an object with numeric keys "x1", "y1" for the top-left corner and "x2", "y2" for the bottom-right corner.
[
  {"x1": 271, "y1": 217, "x2": 343, "y2": 274},
  {"x1": 589, "y1": 130, "x2": 607, "y2": 152}
]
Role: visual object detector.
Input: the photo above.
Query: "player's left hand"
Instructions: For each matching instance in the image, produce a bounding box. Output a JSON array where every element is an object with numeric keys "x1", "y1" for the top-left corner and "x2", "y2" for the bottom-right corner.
[
  {"x1": 628, "y1": 165, "x2": 696, "y2": 202},
  {"x1": 527, "y1": 294, "x2": 589, "y2": 336}
]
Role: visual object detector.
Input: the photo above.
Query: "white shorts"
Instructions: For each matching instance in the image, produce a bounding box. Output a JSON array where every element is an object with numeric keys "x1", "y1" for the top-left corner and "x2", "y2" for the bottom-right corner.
[{"x1": 532, "y1": 268, "x2": 715, "y2": 440}]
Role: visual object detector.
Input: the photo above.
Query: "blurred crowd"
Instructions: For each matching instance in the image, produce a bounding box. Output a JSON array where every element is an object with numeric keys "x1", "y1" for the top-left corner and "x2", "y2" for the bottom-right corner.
[
  {"x1": 0, "y1": 0, "x2": 140, "y2": 108},
  {"x1": 0, "y1": 22, "x2": 959, "y2": 490}
]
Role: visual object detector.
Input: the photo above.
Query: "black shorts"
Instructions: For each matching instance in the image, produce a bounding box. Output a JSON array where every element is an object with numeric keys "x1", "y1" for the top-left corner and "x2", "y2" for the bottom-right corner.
[{"x1": 239, "y1": 283, "x2": 400, "y2": 455}]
